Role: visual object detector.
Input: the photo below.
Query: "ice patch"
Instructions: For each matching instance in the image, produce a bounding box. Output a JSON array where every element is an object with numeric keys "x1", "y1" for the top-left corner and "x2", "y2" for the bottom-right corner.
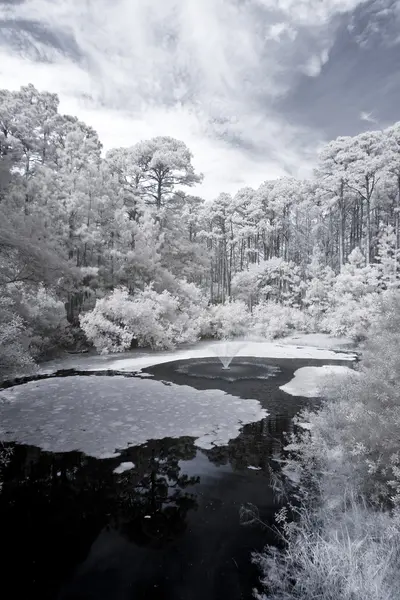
[
  {"x1": 280, "y1": 365, "x2": 355, "y2": 398},
  {"x1": 105, "y1": 341, "x2": 356, "y2": 372},
  {"x1": 278, "y1": 333, "x2": 355, "y2": 351},
  {"x1": 37, "y1": 340, "x2": 356, "y2": 377},
  {"x1": 0, "y1": 376, "x2": 267, "y2": 458},
  {"x1": 113, "y1": 462, "x2": 135, "y2": 474},
  {"x1": 247, "y1": 465, "x2": 261, "y2": 470},
  {"x1": 98, "y1": 451, "x2": 122, "y2": 460}
]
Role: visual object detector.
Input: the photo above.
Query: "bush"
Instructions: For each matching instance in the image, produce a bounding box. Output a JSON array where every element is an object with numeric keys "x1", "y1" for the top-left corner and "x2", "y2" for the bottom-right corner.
[
  {"x1": 0, "y1": 297, "x2": 34, "y2": 379},
  {"x1": 253, "y1": 290, "x2": 400, "y2": 600},
  {"x1": 284, "y1": 292, "x2": 400, "y2": 509},
  {"x1": 80, "y1": 283, "x2": 206, "y2": 353},
  {"x1": 321, "y1": 292, "x2": 380, "y2": 340},
  {"x1": 254, "y1": 493, "x2": 400, "y2": 600},
  {"x1": 18, "y1": 285, "x2": 68, "y2": 358},
  {"x1": 303, "y1": 265, "x2": 336, "y2": 331},
  {"x1": 204, "y1": 300, "x2": 251, "y2": 339},
  {"x1": 232, "y1": 258, "x2": 305, "y2": 309},
  {"x1": 250, "y1": 301, "x2": 310, "y2": 339},
  {"x1": 320, "y1": 248, "x2": 381, "y2": 340}
]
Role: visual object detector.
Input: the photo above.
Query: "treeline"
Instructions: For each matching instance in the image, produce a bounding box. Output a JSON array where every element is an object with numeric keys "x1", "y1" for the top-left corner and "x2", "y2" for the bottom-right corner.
[
  {"x1": 1, "y1": 84, "x2": 400, "y2": 371},
  {"x1": 205, "y1": 128, "x2": 400, "y2": 302}
]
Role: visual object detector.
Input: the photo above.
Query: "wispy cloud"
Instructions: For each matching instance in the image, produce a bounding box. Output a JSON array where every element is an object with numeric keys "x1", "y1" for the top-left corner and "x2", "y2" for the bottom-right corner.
[
  {"x1": 0, "y1": 0, "x2": 373, "y2": 198},
  {"x1": 360, "y1": 111, "x2": 377, "y2": 123}
]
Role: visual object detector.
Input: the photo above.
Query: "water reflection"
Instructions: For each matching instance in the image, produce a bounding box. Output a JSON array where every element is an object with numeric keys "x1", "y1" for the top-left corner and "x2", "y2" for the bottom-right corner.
[
  {"x1": 0, "y1": 354, "x2": 353, "y2": 600},
  {"x1": 206, "y1": 416, "x2": 287, "y2": 471},
  {"x1": 0, "y1": 419, "x2": 288, "y2": 599}
]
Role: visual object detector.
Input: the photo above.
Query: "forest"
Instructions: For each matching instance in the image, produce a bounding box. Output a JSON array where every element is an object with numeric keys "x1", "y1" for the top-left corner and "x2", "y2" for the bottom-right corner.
[
  {"x1": 1, "y1": 83, "x2": 400, "y2": 376},
  {"x1": 2, "y1": 82, "x2": 400, "y2": 600}
]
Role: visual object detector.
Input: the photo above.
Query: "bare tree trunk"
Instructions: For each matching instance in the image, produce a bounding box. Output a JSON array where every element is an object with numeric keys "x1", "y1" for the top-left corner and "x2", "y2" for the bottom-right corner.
[
  {"x1": 366, "y1": 197, "x2": 371, "y2": 264},
  {"x1": 338, "y1": 181, "x2": 345, "y2": 270}
]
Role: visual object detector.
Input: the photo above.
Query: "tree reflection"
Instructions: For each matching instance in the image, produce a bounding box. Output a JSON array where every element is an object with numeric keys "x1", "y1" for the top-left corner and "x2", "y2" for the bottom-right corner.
[
  {"x1": 0, "y1": 436, "x2": 199, "y2": 599},
  {"x1": 205, "y1": 416, "x2": 292, "y2": 472},
  {"x1": 114, "y1": 437, "x2": 199, "y2": 546}
]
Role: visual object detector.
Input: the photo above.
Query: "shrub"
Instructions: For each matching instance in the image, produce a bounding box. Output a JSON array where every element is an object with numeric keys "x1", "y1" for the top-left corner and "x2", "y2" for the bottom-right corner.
[
  {"x1": 321, "y1": 292, "x2": 380, "y2": 340},
  {"x1": 232, "y1": 258, "x2": 305, "y2": 309},
  {"x1": 254, "y1": 493, "x2": 400, "y2": 600},
  {"x1": 0, "y1": 297, "x2": 34, "y2": 379},
  {"x1": 18, "y1": 285, "x2": 68, "y2": 358},
  {"x1": 303, "y1": 265, "x2": 336, "y2": 331},
  {"x1": 250, "y1": 301, "x2": 310, "y2": 339},
  {"x1": 204, "y1": 300, "x2": 251, "y2": 339},
  {"x1": 320, "y1": 248, "x2": 381, "y2": 340},
  {"x1": 253, "y1": 290, "x2": 400, "y2": 600},
  {"x1": 284, "y1": 292, "x2": 400, "y2": 509},
  {"x1": 80, "y1": 283, "x2": 206, "y2": 353}
]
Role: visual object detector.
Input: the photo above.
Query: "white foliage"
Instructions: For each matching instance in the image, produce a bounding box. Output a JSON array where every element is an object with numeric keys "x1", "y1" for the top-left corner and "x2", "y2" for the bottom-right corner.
[
  {"x1": 322, "y1": 293, "x2": 380, "y2": 340},
  {"x1": 254, "y1": 293, "x2": 400, "y2": 600},
  {"x1": 80, "y1": 283, "x2": 205, "y2": 353},
  {"x1": 322, "y1": 248, "x2": 381, "y2": 340},
  {"x1": 0, "y1": 297, "x2": 34, "y2": 378},
  {"x1": 375, "y1": 224, "x2": 400, "y2": 290},
  {"x1": 251, "y1": 301, "x2": 310, "y2": 339},
  {"x1": 18, "y1": 286, "x2": 67, "y2": 357},
  {"x1": 232, "y1": 258, "x2": 305, "y2": 309},
  {"x1": 205, "y1": 300, "x2": 251, "y2": 339}
]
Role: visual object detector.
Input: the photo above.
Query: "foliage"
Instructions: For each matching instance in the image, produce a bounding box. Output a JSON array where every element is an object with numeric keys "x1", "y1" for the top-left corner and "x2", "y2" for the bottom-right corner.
[
  {"x1": 17, "y1": 286, "x2": 68, "y2": 358},
  {"x1": 250, "y1": 301, "x2": 310, "y2": 339},
  {"x1": 321, "y1": 248, "x2": 381, "y2": 340},
  {"x1": 254, "y1": 495, "x2": 400, "y2": 600},
  {"x1": 232, "y1": 258, "x2": 305, "y2": 310},
  {"x1": 80, "y1": 284, "x2": 205, "y2": 353},
  {"x1": 204, "y1": 301, "x2": 251, "y2": 339},
  {"x1": 254, "y1": 291, "x2": 400, "y2": 600},
  {"x1": 0, "y1": 297, "x2": 34, "y2": 379},
  {"x1": 285, "y1": 292, "x2": 400, "y2": 507},
  {"x1": 3, "y1": 82, "x2": 400, "y2": 369},
  {"x1": 303, "y1": 245, "x2": 336, "y2": 329}
]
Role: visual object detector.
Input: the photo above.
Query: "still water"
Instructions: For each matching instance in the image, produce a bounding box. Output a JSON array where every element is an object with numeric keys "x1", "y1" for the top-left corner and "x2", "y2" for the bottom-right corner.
[{"x1": 0, "y1": 353, "x2": 355, "y2": 600}]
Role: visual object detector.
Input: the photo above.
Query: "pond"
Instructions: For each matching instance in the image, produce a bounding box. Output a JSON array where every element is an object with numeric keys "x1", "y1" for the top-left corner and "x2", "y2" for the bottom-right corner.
[{"x1": 0, "y1": 340, "x2": 357, "y2": 600}]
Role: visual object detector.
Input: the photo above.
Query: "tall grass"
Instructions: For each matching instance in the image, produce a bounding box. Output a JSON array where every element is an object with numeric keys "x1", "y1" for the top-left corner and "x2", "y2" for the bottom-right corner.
[
  {"x1": 254, "y1": 290, "x2": 400, "y2": 600},
  {"x1": 253, "y1": 493, "x2": 400, "y2": 600}
]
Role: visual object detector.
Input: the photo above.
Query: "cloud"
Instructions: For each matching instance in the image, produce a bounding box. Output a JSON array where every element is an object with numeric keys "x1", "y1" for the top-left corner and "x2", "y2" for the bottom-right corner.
[
  {"x1": 264, "y1": 21, "x2": 297, "y2": 42},
  {"x1": 349, "y1": 0, "x2": 400, "y2": 48},
  {"x1": 253, "y1": 0, "x2": 369, "y2": 24},
  {"x1": 300, "y1": 49, "x2": 330, "y2": 76},
  {"x1": 360, "y1": 111, "x2": 377, "y2": 123},
  {"x1": 0, "y1": 0, "x2": 370, "y2": 199}
]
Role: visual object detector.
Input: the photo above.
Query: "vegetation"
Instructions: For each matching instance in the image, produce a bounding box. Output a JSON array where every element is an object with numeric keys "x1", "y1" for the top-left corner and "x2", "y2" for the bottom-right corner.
[
  {"x1": 254, "y1": 291, "x2": 400, "y2": 600},
  {"x1": 2, "y1": 83, "x2": 400, "y2": 374}
]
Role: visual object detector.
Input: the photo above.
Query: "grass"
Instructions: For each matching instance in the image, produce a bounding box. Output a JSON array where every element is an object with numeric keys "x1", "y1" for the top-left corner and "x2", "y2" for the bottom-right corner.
[
  {"x1": 253, "y1": 292, "x2": 400, "y2": 599},
  {"x1": 253, "y1": 490, "x2": 400, "y2": 600}
]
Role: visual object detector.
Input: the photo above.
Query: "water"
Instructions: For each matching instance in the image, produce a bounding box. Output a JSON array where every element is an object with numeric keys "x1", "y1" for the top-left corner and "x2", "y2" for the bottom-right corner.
[
  {"x1": 210, "y1": 340, "x2": 248, "y2": 370},
  {"x1": 0, "y1": 352, "x2": 356, "y2": 600}
]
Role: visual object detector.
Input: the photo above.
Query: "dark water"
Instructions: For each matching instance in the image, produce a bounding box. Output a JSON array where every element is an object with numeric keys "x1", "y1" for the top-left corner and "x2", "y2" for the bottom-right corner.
[{"x1": 0, "y1": 355, "x2": 355, "y2": 600}]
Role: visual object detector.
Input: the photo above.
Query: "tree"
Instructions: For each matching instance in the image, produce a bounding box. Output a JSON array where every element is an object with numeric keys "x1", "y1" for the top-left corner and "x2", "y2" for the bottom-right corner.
[
  {"x1": 303, "y1": 245, "x2": 336, "y2": 326},
  {"x1": 346, "y1": 131, "x2": 387, "y2": 264},
  {"x1": 315, "y1": 136, "x2": 356, "y2": 269},
  {"x1": 112, "y1": 137, "x2": 203, "y2": 211},
  {"x1": 375, "y1": 224, "x2": 400, "y2": 290},
  {"x1": 385, "y1": 123, "x2": 400, "y2": 256}
]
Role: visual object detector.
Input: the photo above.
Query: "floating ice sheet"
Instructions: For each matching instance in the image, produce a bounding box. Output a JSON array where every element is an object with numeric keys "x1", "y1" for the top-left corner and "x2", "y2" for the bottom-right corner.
[
  {"x1": 279, "y1": 365, "x2": 357, "y2": 398},
  {"x1": 0, "y1": 376, "x2": 267, "y2": 458},
  {"x1": 113, "y1": 461, "x2": 135, "y2": 474}
]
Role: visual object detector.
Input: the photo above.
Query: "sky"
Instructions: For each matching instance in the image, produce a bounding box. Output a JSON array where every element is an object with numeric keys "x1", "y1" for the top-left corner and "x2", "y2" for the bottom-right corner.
[{"x1": 0, "y1": 0, "x2": 399, "y2": 200}]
